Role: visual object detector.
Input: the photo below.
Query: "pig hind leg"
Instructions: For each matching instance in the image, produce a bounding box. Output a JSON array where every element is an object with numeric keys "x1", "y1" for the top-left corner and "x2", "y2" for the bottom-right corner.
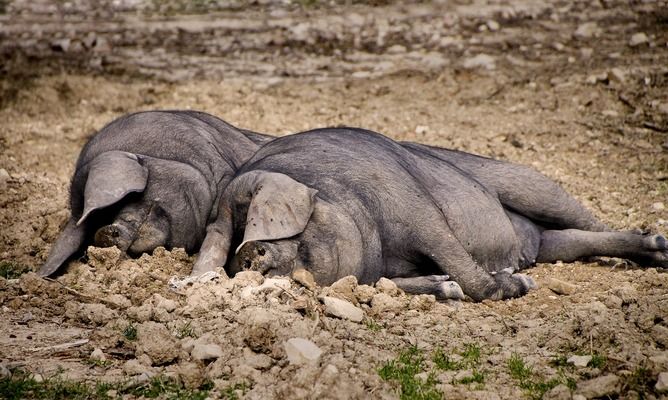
[{"x1": 537, "y1": 230, "x2": 668, "y2": 267}]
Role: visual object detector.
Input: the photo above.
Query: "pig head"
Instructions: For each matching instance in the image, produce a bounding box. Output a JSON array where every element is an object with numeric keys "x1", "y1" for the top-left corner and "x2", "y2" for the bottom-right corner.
[{"x1": 38, "y1": 110, "x2": 263, "y2": 277}]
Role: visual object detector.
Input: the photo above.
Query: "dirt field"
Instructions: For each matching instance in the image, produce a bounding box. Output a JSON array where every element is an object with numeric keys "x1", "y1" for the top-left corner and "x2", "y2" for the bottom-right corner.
[{"x1": 1, "y1": 1, "x2": 668, "y2": 399}]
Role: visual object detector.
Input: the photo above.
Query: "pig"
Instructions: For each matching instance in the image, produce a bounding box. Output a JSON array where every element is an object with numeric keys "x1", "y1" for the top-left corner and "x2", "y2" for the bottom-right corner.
[
  {"x1": 190, "y1": 127, "x2": 667, "y2": 301},
  {"x1": 37, "y1": 110, "x2": 271, "y2": 277}
]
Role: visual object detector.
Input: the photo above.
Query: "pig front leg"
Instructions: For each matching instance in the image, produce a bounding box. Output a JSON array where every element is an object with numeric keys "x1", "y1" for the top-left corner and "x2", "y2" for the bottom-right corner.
[
  {"x1": 415, "y1": 225, "x2": 537, "y2": 301},
  {"x1": 391, "y1": 275, "x2": 465, "y2": 300}
]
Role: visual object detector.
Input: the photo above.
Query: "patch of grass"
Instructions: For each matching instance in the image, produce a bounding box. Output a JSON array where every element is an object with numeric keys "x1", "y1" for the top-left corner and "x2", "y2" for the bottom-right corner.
[
  {"x1": 588, "y1": 353, "x2": 607, "y2": 369},
  {"x1": 176, "y1": 321, "x2": 197, "y2": 339},
  {"x1": 456, "y1": 370, "x2": 486, "y2": 385},
  {"x1": 378, "y1": 346, "x2": 443, "y2": 400},
  {"x1": 85, "y1": 358, "x2": 112, "y2": 368},
  {"x1": 122, "y1": 323, "x2": 137, "y2": 341},
  {"x1": 432, "y1": 343, "x2": 482, "y2": 371},
  {"x1": 626, "y1": 367, "x2": 654, "y2": 398},
  {"x1": 0, "y1": 261, "x2": 31, "y2": 279},
  {"x1": 432, "y1": 347, "x2": 459, "y2": 371},
  {"x1": 0, "y1": 369, "x2": 214, "y2": 400},
  {"x1": 220, "y1": 381, "x2": 250, "y2": 400},
  {"x1": 461, "y1": 343, "x2": 481, "y2": 365},
  {"x1": 507, "y1": 354, "x2": 562, "y2": 400},
  {"x1": 365, "y1": 318, "x2": 382, "y2": 332}
]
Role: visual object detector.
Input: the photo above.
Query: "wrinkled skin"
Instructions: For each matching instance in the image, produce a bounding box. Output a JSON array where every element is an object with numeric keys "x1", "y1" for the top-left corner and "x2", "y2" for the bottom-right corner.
[
  {"x1": 38, "y1": 110, "x2": 271, "y2": 277},
  {"x1": 192, "y1": 128, "x2": 668, "y2": 301}
]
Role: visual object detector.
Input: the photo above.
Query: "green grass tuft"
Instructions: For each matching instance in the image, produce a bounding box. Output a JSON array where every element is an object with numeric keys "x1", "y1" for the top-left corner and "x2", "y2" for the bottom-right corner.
[
  {"x1": 0, "y1": 369, "x2": 214, "y2": 400},
  {"x1": 122, "y1": 323, "x2": 137, "y2": 341},
  {"x1": 378, "y1": 346, "x2": 443, "y2": 400},
  {"x1": 0, "y1": 261, "x2": 31, "y2": 279},
  {"x1": 507, "y1": 354, "x2": 564, "y2": 400}
]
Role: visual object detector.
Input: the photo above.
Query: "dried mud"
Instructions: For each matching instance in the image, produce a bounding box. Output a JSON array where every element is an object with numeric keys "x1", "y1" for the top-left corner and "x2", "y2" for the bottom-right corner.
[{"x1": 1, "y1": 1, "x2": 668, "y2": 399}]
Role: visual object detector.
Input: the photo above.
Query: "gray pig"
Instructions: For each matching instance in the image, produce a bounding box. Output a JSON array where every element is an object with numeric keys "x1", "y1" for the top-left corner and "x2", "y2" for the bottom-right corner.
[
  {"x1": 38, "y1": 110, "x2": 270, "y2": 277},
  {"x1": 191, "y1": 128, "x2": 667, "y2": 301}
]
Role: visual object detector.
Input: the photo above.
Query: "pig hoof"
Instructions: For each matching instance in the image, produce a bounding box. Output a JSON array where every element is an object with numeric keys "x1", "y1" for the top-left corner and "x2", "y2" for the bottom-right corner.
[
  {"x1": 437, "y1": 281, "x2": 464, "y2": 300},
  {"x1": 513, "y1": 273, "x2": 537, "y2": 290},
  {"x1": 644, "y1": 234, "x2": 667, "y2": 251}
]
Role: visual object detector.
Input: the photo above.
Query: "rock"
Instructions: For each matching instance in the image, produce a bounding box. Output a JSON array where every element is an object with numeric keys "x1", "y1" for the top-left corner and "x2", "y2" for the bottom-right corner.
[
  {"x1": 65, "y1": 302, "x2": 117, "y2": 325},
  {"x1": 329, "y1": 275, "x2": 358, "y2": 303},
  {"x1": 567, "y1": 355, "x2": 592, "y2": 367},
  {"x1": 153, "y1": 294, "x2": 177, "y2": 313},
  {"x1": 462, "y1": 54, "x2": 496, "y2": 70},
  {"x1": 656, "y1": 372, "x2": 668, "y2": 392},
  {"x1": 629, "y1": 32, "x2": 649, "y2": 47},
  {"x1": 123, "y1": 359, "x2": 151, "y2": 376},
  {"x1": 292, "y1": 268, "x2": 317, "y2": 290},
  {"x1": 371, "y1": 293, "x2": 403, "y2": 313},
  {"x1": 454, "y1": 369, "x2": 474, "y2": 382},
  {"x1": 135, "y1": 321, "x2": 179, "y2": 365},
  {"x1": 544, "y1": 384, "x2": 571, "y2": 400},
  {"x1": 0, "y1": 168, "x2": 9, "y2": 190},
  {"x1": 355, "y1": 284, "x2": 376, "y2": 304},
  {"x1": 90, "y1": 348, "x2": 106, "y2": 361},
  {"x1": 574, "y1": 22, "x2": 601, "y2": 39},
  {"x1": 87, "y1": 246, "x2": 122, "y2": 270},
  {"x1": 284, "y1": 338, "x2": 322, "y2": 366},
  {"x1": 241, "y1": 348, "x2": 273, "y2": 370},
  {"x1": 233, "y1": 270, "x2": 264, "y2": 286},
  {"x1": 547, "y1": 277, "x2": 577, "y2": 295},
  {"x1": 375, "y1": 277, "x2": 399, "y2": 296},
  {"x1": 486, "y1": 20, "x2": 500, "y2": 31},
  {"x1": 408, "y1": 294, "x2": 436, "y2": 311},
  {"x1": 177, "y1": 361, "x2": 204, "y2": 388},
  {"x1": 191, "y1": 343, "x2": 223, "y2": 361},
  {"x1": 387, "y1": 44, "x2": 407, "y2": 54},
  {"x1": 322, "y1": 296, "x2": 364, "y2": 322},
  {"x1": 652, "y1": 202, "x2": 665, "y2": 212},
  {"x1": 105, "y1": 294, "x2": 131, "y2": 309},
  {"x1": 576, "y1": 374, "x2": 620, "y2": 398},
  {"x1": 572, "y1": 395, "x2": 586, "y2": 400},
  {"x1": 0, "y1": 364, "x2": 10, "y2": 379},
  {"x1": 608, "y1": 68, "x2": 626, "y2": 84}
]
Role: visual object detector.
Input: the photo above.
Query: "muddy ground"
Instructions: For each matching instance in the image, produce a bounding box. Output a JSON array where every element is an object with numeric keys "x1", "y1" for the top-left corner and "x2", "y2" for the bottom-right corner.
[{"x1": 1, "y1": 0, "x2": 668, "y2": 399}]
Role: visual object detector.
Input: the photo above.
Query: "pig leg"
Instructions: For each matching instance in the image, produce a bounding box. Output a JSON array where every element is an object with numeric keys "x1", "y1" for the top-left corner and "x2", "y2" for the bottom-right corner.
[
  {"x1": 403, "y1": 143, "x2": 609, "y2": 231},
  {"x1": 414, "y1": 225, "x2": 537, "y2": 301},
  {"x1": 391, "y1": 275, "x2": 465, "y2": 300},
  {"x1": 536, "y1": 230, "x2": 668, "y2": 267}
]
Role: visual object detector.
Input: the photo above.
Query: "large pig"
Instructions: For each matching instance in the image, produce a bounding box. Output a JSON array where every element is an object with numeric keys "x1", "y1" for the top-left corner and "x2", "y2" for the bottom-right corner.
[
  {"x1": 38, "y1": 110, "x2": 270, "y2": 277},
  {"x1": 190, "y1": 127, "x2": 667, "y2": 301}
]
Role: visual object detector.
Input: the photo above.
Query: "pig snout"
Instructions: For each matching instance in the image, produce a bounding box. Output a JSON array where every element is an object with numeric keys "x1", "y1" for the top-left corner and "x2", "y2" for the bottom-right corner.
[
  {"x1": 230, "y1": 240, "x2": 298, "y2": 277},
  {"x1": 94, "y1": 223, "x2": 133, "y2": 251}
]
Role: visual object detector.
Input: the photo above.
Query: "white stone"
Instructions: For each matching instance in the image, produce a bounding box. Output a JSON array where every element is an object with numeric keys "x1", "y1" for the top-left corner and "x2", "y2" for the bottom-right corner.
[
  {"x1": 567, "y1": 355, "x2": 592, "y2": 367},
  {"x1": 191, "y1": 343, "x2": 223, "y2": 361},
  {"x1": 629, "y1": 32, "x2": 649, "y2": 47},
  {"x1": 487, "y1": 20, "x2": 500, "y2": 31},
  {"x1": 574, "y1": 22, "x2": 600, "y2": 39},
  {"x1": 652, "y1": 202, "x2": 665, "y2": 211},
  {"x1": 576, "y1": 374, "x2": 620, "y2": 398},
  {"x1": 284, "y1": 338, "x2": 322, "y2": 365},
  {"x1": 656, "y1": 372, "x2": 668, "y2": 392},
  {"x1": 375, "y1": 277, "x2": 399, "y2": 295},
  {"x1": 462, "y1": 53, "x2": 496, "y2": 70},
  {"x1": 322, "y1": 296, "x2": 364, "y2": 322},
  {"x1": 90, "y1": 348, "x2": 106, "y2": 361},
  {"x1": 371, "y1": 293, "x2": 403, "y2": 313},
  {"x1": 0, "y1": 169, "x2": 9, "y2": 190}
]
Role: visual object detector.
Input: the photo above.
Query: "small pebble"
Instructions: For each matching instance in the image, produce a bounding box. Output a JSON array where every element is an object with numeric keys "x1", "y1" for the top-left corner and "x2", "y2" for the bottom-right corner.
[
  {"x1": 629, "y1": 32, "x2": 649, "y2": 47},
  {"x1": 284, "y1": 338, "x2": 322, "y2": 365},
  {"x1": 547, "y1": 277, "x2": 578, "y2": 295}
]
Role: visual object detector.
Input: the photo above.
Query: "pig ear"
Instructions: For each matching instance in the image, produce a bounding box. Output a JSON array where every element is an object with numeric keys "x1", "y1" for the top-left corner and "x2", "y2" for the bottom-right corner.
[
  {"x1": 37, "y1": 219, "x2": 86, "y2": 277},
  {"x1": 77, "y1": 151, "x2": 148, "y2": 226},
  {"x1": 236, "y1": 172, "x2": 317, "y2": 254}
]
